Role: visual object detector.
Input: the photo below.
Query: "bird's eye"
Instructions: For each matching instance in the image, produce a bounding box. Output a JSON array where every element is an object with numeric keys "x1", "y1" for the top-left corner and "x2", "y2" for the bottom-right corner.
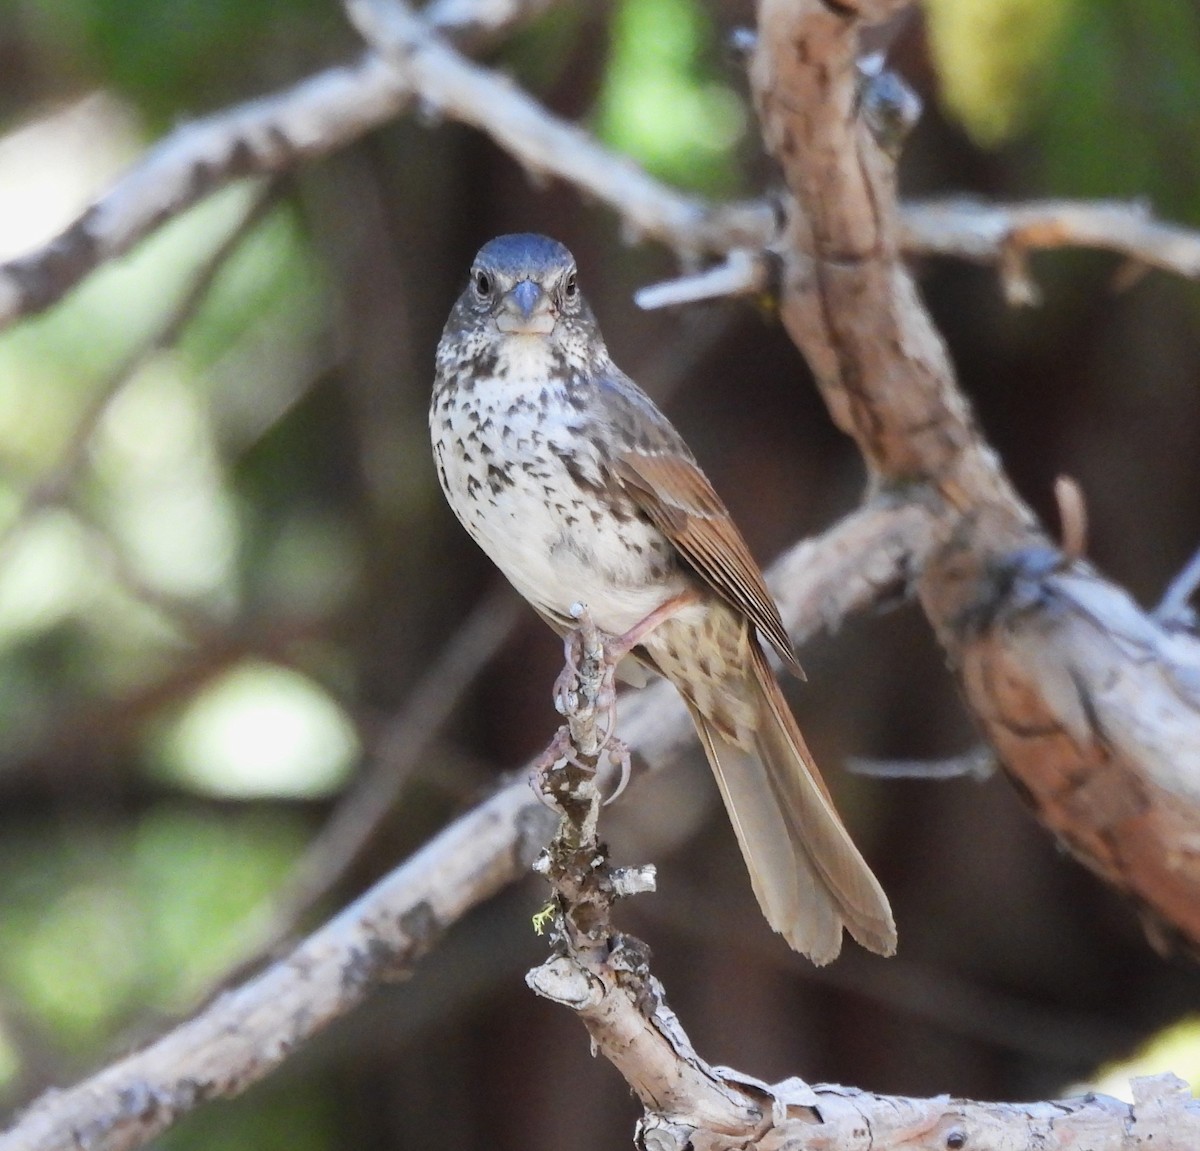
[
  {"x1": 473, "y1": 270, "x2": 493, "y2": 298},
  {"x1": 563, "y1": 271, "x2": 578, "y2": 300}
]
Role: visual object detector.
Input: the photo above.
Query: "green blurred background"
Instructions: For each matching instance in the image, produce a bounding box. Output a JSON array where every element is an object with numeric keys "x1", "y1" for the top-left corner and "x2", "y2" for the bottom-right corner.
[{"x1": 1, "y1": 0, "x2": 1200, "y2": 1147}]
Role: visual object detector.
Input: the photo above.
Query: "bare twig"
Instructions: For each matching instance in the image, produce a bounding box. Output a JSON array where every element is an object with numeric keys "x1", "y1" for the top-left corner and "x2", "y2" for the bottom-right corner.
[
  {"x1": 342, "y1": 0, "x2": 772, "y2": 255},
  {"x1": 1156, "y1": 542, "x2": 1200, "y2": 631},
  {"x1": 846, "y1": 745, "x2": 996, "y2": 781},
  {"x1": 1054, "y1": 475, "x2": 1089, "y2": 561},
  {"x1": 635, "y1": 249, "x2": 770, "y2": 311},
  {"x1": 901, "y1": 197, "x2": 1200, "y2": 282},
  {"x1": 527, "y1": 617, "x2": 761, "y2": 1139},
  {"x1": 230, "y1": 584, "x2": 521, "y2": 964}
]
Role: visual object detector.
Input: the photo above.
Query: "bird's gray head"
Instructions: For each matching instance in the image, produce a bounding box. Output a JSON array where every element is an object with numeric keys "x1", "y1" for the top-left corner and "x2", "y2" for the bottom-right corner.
[{"x1": 449, "y1": 233, "x2": 600, "y2": 348}]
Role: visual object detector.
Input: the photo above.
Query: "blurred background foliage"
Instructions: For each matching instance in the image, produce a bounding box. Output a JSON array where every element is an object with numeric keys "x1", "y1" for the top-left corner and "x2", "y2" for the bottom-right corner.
[{"x1": 1, "y1": 0, "x2": 1200, "y2": 1148}]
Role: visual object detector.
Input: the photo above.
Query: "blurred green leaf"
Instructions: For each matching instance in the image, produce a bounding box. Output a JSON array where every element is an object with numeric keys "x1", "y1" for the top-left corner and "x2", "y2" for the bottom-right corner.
[
  {"x1": 0, "y1": 808, "x2": 306, "y2": 1050},
  {"x1": 157, "y1": 1075, "x2": 338, "y2": 1151},
  {"x1": 595, "y1": 0, "x2": 747, "y2": 193},
  {"x1": 20, "y1": 0, "x2": 342, "y2": 122},
  {"x1": 925, "y1": 0, "x2": 1078, "y2": 146},
  {"x1": 154, "y1": 661, "x2": 359, "y2": 800},
  {"x1": 1035, "y1": 2, "x2": 1200, "y2": 221}
]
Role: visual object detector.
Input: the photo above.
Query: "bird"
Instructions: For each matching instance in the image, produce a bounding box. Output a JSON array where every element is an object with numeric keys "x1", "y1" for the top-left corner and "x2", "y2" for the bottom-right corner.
[{"x1": 430, "y1": 233, "x2": 895, "y2": 964}]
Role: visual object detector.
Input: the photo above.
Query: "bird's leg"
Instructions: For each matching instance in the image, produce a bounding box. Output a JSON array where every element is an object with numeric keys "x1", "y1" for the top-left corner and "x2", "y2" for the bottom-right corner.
[
  {"x1": 592, "y1": 589, "x2": 700, "y2": 748},
  {"x1": 543, "y1": 594, "x2": 696, "y2": 807},
  {"x1": 529, "y1": 726, "x2": 576, "y2": 811},
  {"x1": 607, "y1": 589, "x2": 701, "y2": 660}
]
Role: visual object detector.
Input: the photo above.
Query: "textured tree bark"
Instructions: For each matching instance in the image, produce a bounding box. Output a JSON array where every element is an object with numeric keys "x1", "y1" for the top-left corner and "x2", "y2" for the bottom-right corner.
[
  {"x1": 751, "y1": 0, "x2": 1200, "y2": 954},
  {"x1": 527, "y1": 577, "x2": 1200, "y2": 1151}
]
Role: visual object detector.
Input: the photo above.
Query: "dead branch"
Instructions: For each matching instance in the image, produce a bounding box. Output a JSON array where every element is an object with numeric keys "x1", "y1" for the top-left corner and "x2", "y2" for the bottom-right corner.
[
  {"x1": 900, "y1": 197, "x2": 1200, "y2": 282},
  {"x1": 528, "y1": 609, "x2": 1200, "y2": 1151},
  {"x1": 750, "y1": 0, "x2": 1200, "y2": 952},
  {"x1": 1156, "y1": 542, "x2": 1200, "y2": 631},
  {"x1": 342, "y1": 0, "x2": 772, "y2": 254},
  {"x1": 0, "y1": 501, "x2": 927, "y2": 1151},
  {"x1": 0, "y1": 0, "x2": 571, "y2": 333},
  {"x1": 222, "y1": 584, "x2": 521, "y2": 971},
  {"x1": 5, "y1": 0, "x2": 1200, "y2": 339},
  {"x1": 0, "y1": 783, "x2": 558, "y2": 1151}
]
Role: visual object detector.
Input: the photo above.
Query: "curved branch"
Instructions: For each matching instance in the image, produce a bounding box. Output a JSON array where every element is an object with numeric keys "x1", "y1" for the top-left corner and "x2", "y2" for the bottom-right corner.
[{"x1": 750, "y1": 0, "x2": 1200, "y2": 954}]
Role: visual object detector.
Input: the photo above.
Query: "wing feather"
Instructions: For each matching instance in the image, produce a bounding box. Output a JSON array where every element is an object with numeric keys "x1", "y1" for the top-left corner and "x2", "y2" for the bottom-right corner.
[{"x1": 614, "y1": 449, "x2": 803, "y2": 677}]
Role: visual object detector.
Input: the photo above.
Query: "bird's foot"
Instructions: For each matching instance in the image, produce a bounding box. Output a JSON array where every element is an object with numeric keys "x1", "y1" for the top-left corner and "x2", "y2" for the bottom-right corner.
[
  {"x1": 553, "y1": 627, "x2": 585, "y2": 716},
  {"x1": 530, "y1": 724, "x2": 629, "y2": 810}
]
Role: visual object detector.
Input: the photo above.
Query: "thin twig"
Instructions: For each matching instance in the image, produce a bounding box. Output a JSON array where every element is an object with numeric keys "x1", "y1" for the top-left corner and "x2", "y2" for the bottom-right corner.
[
  {"x1": 635, "y1": 249, "x2": 769, "y2": 311},
  {"x1": 1156, "y1": 542, "x2": 1200, "y2": 630},
  {"x1": 901, "y1": 197, "x2": 1200, "y2": 281},
  {"x1": 846, "y1": 745, "x2": 996, "y2": 782},
  {"x1": 1054, "y1": 475, "x2": 1089, "y2": 561},
  {"x1": 342, "y1": 0, "x2": 772, "y2": 255}
]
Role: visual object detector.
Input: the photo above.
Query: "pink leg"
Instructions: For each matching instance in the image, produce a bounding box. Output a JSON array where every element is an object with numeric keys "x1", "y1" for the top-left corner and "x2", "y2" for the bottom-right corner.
[
  {"x1": 553, "y1": 628, "x2": 584, "y2": 715},
  {"x1": 607, "y1": 589, "x2": 701, "y2": 660},
  {"x1": 591, "y1": 589, "x2": 699, "y2": 756}
]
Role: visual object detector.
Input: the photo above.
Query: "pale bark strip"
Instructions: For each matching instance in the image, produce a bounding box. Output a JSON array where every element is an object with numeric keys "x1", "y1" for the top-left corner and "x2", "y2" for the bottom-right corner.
[
  {"x1": 342, "y1": 0, "x2": 772, "y2": 253},
  {"x1": 0, "y1": 502, "x2": 925, "y2": 1151},
  {"x1": 0, "y1": 784, "x2": 558, "y2": 1151},
  {"x1": 750, "y1": 0, "x2": 1200, "y2": 953},
  {"x1": 901, "y1": 198, "x2": 1200, "y2": 281},
  {"x1": 0, "y1": 0, "x2": 584, "y2": 333}
]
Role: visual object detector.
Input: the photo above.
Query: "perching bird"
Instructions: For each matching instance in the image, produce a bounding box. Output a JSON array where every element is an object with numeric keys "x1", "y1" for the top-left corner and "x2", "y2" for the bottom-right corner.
[{"x1": 430, "y1": 233, "x2": 895, "y2": 963}]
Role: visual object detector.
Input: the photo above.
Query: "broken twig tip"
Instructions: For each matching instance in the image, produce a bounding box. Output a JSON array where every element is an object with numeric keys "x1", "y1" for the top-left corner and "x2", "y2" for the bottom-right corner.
[{"x1": 1054, "y1": 475, "x2": 1088, "y2": 561}]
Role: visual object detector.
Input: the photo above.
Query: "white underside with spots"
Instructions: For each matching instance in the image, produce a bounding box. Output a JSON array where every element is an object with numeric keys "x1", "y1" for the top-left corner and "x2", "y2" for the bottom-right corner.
[{"x1": 432, "y1": 334, "x2": 692, "y2": 638}]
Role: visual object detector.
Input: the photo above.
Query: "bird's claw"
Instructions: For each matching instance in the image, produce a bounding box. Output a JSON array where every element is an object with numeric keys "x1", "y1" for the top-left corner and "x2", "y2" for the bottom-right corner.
[
  {"x1": 602, "y1": 740, "x2": 632, "y2": 806},
  {"x1": 530, "y1": 726, "x2": 632, "y2": 809},
  {"x1": 553, "y1": 629, "x2": 584, "y2": 715}
]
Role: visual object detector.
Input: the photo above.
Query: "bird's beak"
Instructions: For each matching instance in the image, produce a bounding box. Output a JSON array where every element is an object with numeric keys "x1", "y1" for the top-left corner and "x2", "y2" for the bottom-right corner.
[{"x1": 495, "y1": 279, "x2": 556, "y2": 335}]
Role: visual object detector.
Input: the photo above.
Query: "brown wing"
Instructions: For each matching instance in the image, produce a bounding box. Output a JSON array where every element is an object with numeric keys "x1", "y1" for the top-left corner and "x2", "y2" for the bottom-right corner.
[{"x1": 614, "y1": 448, "x2": 804, "y2": 678}]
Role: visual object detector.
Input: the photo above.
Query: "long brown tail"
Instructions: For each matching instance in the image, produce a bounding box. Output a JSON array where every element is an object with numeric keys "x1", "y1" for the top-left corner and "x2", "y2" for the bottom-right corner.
[{"x1": 688, "y1": 643, "x2": 896, "y2": 964}]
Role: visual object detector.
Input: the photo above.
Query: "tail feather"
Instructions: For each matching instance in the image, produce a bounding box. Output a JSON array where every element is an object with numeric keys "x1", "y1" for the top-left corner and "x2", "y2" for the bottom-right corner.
[
  {"x1": 687, "y1": 645, "x2": 896, "y2": 964},
  {"x1": 748, "y1": 643, "x2": 896, "y2": 957}
]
